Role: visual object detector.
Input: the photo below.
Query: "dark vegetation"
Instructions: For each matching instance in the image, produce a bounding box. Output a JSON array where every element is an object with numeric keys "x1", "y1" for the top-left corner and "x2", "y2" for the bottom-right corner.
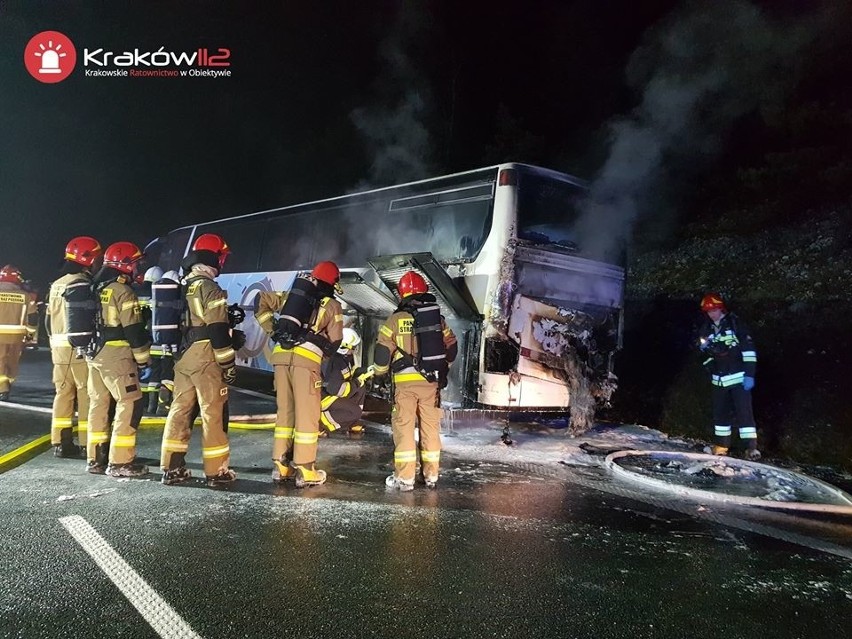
[{"x1": 606, "y1": 18, "x2": 852, "y2": 468}]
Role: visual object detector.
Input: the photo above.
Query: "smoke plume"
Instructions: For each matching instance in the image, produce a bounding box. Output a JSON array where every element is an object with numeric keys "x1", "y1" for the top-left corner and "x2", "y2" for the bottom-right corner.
[
  {"x1": 574, "y1": 0, "x2": 817, "y2": 263},
  {"x1": 350, "y1": 4, "x2": 435, "y2": 187}
]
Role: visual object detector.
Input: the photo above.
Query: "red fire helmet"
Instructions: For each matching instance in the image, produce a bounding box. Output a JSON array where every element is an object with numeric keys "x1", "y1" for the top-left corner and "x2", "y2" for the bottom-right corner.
[{"x1": 398, "y1": 271, "x2": 428, "y2": 298}]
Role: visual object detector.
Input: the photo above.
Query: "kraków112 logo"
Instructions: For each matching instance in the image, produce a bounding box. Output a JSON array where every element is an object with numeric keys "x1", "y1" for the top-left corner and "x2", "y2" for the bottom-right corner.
[{"x1": 24, "y1": 31, "x2": 77, "y2": 83}]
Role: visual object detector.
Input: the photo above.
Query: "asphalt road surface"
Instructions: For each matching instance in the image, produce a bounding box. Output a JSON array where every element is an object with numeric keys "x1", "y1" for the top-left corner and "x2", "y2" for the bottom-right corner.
[{"x1": 1, "y1": 351, "x2": 852, "y2": 638}]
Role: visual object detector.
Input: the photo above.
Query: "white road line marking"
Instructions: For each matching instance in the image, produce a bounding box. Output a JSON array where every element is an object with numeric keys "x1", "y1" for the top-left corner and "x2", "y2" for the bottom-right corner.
[
  {"x1": 0, "y1": 400, "x2": 52, "y2": 414},
  {"x1": 59, "y1": 515, "x2": 204, "y2": 639}
]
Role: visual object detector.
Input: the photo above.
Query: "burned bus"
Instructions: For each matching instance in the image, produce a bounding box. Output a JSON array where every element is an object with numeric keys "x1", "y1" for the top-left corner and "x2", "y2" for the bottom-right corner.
[{"x1": 144, "y1": 163, "x2": 624, "y2": 423}]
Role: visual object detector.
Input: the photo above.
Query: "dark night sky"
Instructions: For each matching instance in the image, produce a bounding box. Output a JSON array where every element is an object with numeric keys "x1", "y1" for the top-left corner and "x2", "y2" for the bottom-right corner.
[{"x1": 0, "y1": 0, "x2": 844, "y2": 289}]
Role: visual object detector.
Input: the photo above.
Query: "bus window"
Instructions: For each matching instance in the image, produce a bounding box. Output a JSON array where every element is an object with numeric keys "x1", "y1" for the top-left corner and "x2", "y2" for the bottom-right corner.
[
  {"x1": 146, "y1": 228, "x2": 192, "y2": 272},
  {"x1": 517, "y1": 172, "x2": 585, "y2": 251},
  {"x1": 200, "y1": 220, "x2": 268, "y2": 274},
  {"x1": 261, "y1": 213, "x2": 321, "y2": 272}
]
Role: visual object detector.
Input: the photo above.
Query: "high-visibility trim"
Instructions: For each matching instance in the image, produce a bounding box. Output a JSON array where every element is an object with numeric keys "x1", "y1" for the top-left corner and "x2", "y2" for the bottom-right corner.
[
  {"x1": 739, "y1": 426, "x2": 757, "y2": 439},
  {"x1": 714, "y1": 425, "x2": 733, "y2": 436},
  {"x1": 711, "y1": 372, "x2": 745, "y2": 387},
  {"x1": 394, "y1": 450, "x2": 417, "y2": 463},
  {"x1": 741, "y1": 351, "x2": 757, "y2": 362},
  {"x1": 49, "y1": 334, "x2": 72, "y2": 347},
  {"x1": 379, "y1": 325, "x2": 393, "y2": 337},
  {"x1": 120, "y1": 301, "x2": 137, "y2": 311},
  {"x1": 78, "y1": 421, "x2": 89, "y2": 432},
  {"x1": 133, "y1": 351, "x2": 150, "y2": 365},
  {"x1": 373, "y1": 363, "x2": 389, "y2": 375},
  {"x1": 105, "y1": 340, "x2": 130, "y2": 347},
  {"x1": 208, "y1": 298, "x2": 227, "y2": 309},
  {"x1": 274, "y1": 426, "x2": 294, "y2": 440},
  {"x1": 421, "y1": 450, "x2": 441, "y2": 463},
  {"x1": 320, "y1": 412, "x2": 340, "y2": 431},
  {"x1": 294, "y1": 431, "x2": 319, "y2": 445},
  {"x1": 320, "y1": 395, "x2": 337, "y2": 410},
  {"x1": 255, "y1": 311, "x2": 273, "y2": 324},
  {"x1": 0, "y1": 375, "x2": 9, "y2": 383},
  {"x1": 0, "y1": 325, "x2": 27, "y2": 334},
  {"x1": 202, "y1": 445, "x2": 230, "y2": 458},
  {"x1": 163, "y1": 439, "x2": 189, "y2": 452},
  {"x1": 52, "y1": 418, "x2": 74, "y2": 427},
  {"x1": 88, "y1": 432, "x2": 110, "y2": 444},
  {"x1": 293, "y1": 345, "x2": 322, "y2": 363},
  {"x1": 191, "y1": 299, "x2": 204, "y2": 320},
  {"x1": 112, "y1": 435, "x2": 137, "y2": 448},
  {"x1": 214, "y1": 348, "x2": 235, "y2": 362},
  {"x1": 393, "y1": 372, "x2": 427, "y2": 384}
]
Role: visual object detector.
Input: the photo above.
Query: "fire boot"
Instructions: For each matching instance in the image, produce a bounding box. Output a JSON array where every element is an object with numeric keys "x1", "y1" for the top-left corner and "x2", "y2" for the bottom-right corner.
[
  {"x1": 54, "y1": 429, "x2": 82, "y2": 458},
  {"x1": 271, "y1": 460, "x2": 294, "y2": 483},
  {"x1": 206, "y1": 469, "x2": 237, "y2": 487},
  {"x1": 87, "y1": 444, "x2": 110, "y2": 474},
  {"x1": 745, "y1": 447, "x2": 762, "y2": 461},
  {"x1": 385, "y1": 474, "x2": 414, "y2": 492},
  {"x1": 294, "y1": 465, "x2": 327, "y2": 488},
  {"x1": 161, "y1": 466, "x2": 192, "y2": 485},
  {"x1": 106, "y1": 461, "x2": 150, "y2": 478},
  {"x1": 145, "y1": 391, "x2": 159, "y2": 416}
]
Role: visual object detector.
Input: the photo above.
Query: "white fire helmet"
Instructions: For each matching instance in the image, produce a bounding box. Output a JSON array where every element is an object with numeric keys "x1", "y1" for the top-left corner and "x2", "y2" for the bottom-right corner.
[
  {"x1": 162, "y1": 270, "x2": 181, "y2": 283},
  {"x1": 144, "y1": 266, "x2": 164, "y2": 283},
  {"x1": 338, "y1": 327, "x2": 361, "y2": 353}
]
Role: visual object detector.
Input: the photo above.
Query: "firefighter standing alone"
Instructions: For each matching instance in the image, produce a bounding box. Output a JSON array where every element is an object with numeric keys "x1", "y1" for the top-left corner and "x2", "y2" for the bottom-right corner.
[
  {"x1": 87, "y1": 242, "x2": 152, "y2": 477},
  {"x1": 255, "y1": 261, "x2": 343, "y2": 487},
  {"x1": 0, "y1": 265, "x2": 38, "y2": 402},
  {"x1": 372, "y1": 271, "x2": 457, "y2": 491},
  {"x1": 45, "y1": 236, "x2": 103, "y2": 457},
  {"x1": 160, "y1": 234, "x2": 238, "y2": 487},
  {"x1": 698, "y1": 292, "x2": 761, "y2": 460}
]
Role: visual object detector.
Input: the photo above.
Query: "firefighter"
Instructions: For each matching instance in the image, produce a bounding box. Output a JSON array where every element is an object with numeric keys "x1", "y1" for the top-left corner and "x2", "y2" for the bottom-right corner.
[
  {"x1": 372, "y1": 271, "x2": 457, "y2": 491},
  {"x1": 255, "y1": 261, "x2": 343, "y2": 487},
  {"x1": 160, "y1": 234, "x2": 237, "y2": 488},
  {"x1": 698, "y1": 292, "x2": 760, "y2": 460},
  {"x1": 320, "y1": 327, "x2": 371, "y2": 434},
  {"x1": 138, "y1": 265, "x2": 163, "y2": 414},
  {"x1": 87, "y1": 242, "x2": 152, "y2": 477},
  {"x1": 45, "y1": 237, "x2": 103, "y2": 457},
  {"x1": 150, "y1": 269, "x2": 182, "y2": 416},
  {"x1": 0, "y1": 265, "x2": 38, "y2": 401}
]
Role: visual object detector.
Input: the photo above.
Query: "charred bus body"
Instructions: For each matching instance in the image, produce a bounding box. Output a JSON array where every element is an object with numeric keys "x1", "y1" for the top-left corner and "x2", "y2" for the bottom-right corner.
[{"x1": 144, "y1": 163, "x2": 625, "y2": 423}]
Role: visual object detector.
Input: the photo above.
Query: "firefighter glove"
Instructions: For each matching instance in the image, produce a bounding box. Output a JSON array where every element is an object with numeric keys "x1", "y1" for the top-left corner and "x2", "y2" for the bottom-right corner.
[
  {"x1": 231, "y1": 329, "x2": 246, "y2": 351},
  {"x1": 356, "y1": 365, "x2": 376, "y2": 386},
  {"x1": 222, "y1": 365, "x2": 237, "y2": 385},
  {"x1": 743, "y1": 376, "x2": 755, "y2": 391},
  {"x1": 138, "y1": 364, "x2": 152, "y2": 382}
]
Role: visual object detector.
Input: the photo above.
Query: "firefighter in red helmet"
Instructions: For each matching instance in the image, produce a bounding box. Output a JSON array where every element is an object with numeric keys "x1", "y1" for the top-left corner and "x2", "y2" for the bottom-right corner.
[
  {"x1": 161, "y1": 233, "x2": 238, "y2": 487},
  {"x1": 45, "y1": 236, "x2": 103, "y2": 456},
  {"x1": 86, "y1": 242, "x2": 152, "y2": 477},
  {"x1": 0, "y1": 265, "x2": 38, "y2": 402},
  {"x1": 371, "y1": 271, "x2": 457, "y2": 491},
  {"x1": 255, "y1": 260, "x2": 343, "y2": 487},
  {"x1": 698, "y1": 292, "x2": 760, "y2": 460}
]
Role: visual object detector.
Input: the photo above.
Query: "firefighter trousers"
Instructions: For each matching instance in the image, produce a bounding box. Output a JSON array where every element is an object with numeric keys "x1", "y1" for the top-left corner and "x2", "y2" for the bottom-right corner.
[
  {"x1": 87, "y1": 344, "x2": 144, "y2": 465},
  {"x1": 161, "y1": 341, "x2": 230, "y2": 477},
  {"x1": 712, "y1": 383, "x2": 757, "y2": 448},
  {"x1": 0, "y1": 341, "x2": 24, "y2": 394},
  {"x1": 321, "y1": 384, "x2": 366, "y2": 432},
  {"x1": 273, "y1": 358, "x2": 322, "y2": 469},
  {"x1": 391, "y1": 381, "x2": 442, "y2": 483},
  {"x1": 50, "y1": 346, "x2": 89, "y2": 446}
]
